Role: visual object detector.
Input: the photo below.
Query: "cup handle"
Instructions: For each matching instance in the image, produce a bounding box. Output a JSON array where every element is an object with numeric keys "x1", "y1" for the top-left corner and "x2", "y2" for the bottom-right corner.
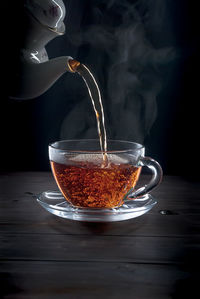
[{"x1": 125, "y1": 156, "x2": 163, "y2": 201}]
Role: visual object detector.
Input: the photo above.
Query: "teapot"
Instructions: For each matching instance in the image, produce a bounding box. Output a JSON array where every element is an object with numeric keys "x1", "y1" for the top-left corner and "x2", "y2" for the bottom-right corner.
[{"x1": 10, "y1": 0, "x2": 75, "y2": 99}]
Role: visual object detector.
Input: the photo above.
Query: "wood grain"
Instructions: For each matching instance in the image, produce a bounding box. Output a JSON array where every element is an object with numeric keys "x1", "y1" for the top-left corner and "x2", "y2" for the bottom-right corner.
[{"x1": 0, "y1": 261, "x2": 191, "y2": 299}]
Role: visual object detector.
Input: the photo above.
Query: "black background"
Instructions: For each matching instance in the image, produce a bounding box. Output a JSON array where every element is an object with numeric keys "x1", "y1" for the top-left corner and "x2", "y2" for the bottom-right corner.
[{"x1": 1, "y1": 0, "x2": 199, "y2": 179}]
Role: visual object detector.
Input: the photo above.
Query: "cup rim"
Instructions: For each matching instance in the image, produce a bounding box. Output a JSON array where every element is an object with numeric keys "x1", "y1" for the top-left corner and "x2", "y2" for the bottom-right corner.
[{"x1": 49, "y1": 139, "x2": 144, "y2": 154}]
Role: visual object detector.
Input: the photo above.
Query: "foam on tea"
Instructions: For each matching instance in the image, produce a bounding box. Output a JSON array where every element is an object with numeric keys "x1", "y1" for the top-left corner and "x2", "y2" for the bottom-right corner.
[{"x1": 68, "y1": 153, "x2": 129, "y2": 167}]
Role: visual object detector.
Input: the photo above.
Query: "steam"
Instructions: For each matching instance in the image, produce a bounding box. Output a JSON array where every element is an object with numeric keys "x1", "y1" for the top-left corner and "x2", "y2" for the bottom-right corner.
[{"x1": 61, "y1": 0, "x2": 176, "y2": 143}]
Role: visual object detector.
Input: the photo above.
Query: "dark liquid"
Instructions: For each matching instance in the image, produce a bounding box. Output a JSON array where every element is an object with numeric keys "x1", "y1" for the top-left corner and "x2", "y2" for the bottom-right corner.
[{"x1": 51, "y1": 158, "x2": 141, "y2": 208}]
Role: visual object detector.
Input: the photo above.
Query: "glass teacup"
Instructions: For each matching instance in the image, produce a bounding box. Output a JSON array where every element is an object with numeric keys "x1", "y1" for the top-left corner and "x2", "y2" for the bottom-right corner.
[{"x1": 49, "y1": 139, "x2": 162, "y2": 209}]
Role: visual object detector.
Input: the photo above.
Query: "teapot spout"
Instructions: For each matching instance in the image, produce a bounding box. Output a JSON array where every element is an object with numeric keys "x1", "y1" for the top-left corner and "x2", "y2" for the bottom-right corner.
[{"x1": 11, "y1": 56, "x2": 74, "y2": 100}]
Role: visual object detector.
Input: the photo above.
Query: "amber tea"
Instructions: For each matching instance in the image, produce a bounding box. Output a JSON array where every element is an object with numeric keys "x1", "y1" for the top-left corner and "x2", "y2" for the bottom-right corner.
[{"x1": 51, "y1": 154, "x2": 141, "y2": 208}]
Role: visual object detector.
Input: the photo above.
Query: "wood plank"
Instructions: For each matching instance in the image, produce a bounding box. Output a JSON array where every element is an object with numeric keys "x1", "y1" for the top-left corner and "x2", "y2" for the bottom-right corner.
[
  {"x1": 1, "y1": 173, "x2": 199, "y2": 215},
  {"x1": 0, "y1": 233, "x2": 197, "y2": 264},
  {"x1": 1, "y1": 173, "x2": 199, "y2": 203},
  {"x1": 0, "y1": 212, "x2": 193, "y2": 237},
  {"x1": 0, "y1": 261, "x2": 193, "y2": 299},
  {"x1": 1, "y1": 173, "x2": 199, "y2": 237}
]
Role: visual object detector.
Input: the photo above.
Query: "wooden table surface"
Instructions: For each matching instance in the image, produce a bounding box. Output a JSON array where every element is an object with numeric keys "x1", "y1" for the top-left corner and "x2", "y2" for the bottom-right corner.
[{"x1": 0, "y1": 172, "x2": 200, "y2": 298}]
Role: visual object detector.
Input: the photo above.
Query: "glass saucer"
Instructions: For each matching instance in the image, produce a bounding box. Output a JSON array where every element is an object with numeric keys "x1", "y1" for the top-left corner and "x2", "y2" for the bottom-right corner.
[{"x1": 37, "y1": 191, "x2": 157, "y2": 222}]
